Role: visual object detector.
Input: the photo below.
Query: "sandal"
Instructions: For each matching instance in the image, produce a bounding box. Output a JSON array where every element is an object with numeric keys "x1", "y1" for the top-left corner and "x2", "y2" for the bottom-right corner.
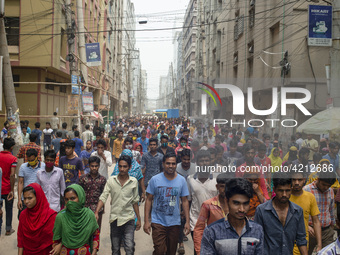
[{"x1": 5, "y1": 229, "x2": 15, "y2": 236}]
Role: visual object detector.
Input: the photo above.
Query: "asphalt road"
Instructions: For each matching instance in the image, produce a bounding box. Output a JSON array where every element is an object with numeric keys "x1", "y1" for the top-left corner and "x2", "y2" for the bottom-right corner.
[{"x1": 0, "y1": 164, "x2": 195, "y2": 255}]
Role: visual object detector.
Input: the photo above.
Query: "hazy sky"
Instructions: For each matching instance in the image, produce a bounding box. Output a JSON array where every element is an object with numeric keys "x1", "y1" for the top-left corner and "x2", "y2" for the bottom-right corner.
[{"x1": 131, "y1": 0, "x2": 188, "y2": 100}]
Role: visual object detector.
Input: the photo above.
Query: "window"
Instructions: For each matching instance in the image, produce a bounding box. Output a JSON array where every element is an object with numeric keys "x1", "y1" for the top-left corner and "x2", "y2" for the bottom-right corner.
[
  {"x1": 59, "y1": 86, "x2": 66, "y2": 93},
  {"x1": 13, "y1": 75, "x2": 20, "y2": 87},
  {"x1": 45, "y1": 78, "x2": 55, "y2": 91},
  {"x1": 5, "y1": 17, "x2": 20, "y2": 46},
  {"x1": 249, "y1": 7, "x2": 255, "y2": 28}
]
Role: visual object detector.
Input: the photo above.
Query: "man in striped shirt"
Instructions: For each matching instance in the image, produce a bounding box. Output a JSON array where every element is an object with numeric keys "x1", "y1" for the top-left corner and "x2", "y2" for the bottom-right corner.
[{"x1": 303, "y1": 171, "x2": 337, "y2": 254}]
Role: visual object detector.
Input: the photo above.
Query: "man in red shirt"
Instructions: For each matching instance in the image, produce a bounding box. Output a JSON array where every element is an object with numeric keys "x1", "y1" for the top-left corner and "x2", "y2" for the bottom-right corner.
[
  {"x1": 16, "y1": 133, "x2": 41, "y2": 163},
  {"x1": 0, "y1": 137, "x2": 17, "y2": 236}
]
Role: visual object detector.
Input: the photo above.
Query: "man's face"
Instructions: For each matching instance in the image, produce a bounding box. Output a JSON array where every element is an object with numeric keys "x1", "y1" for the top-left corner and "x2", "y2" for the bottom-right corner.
[
  {"x1": 216, "y1": 183, "x2": 226, "y2": 198},
  {"x1": 118, "y1": 160, "x2": 131, "y2": 176},
  {"x1": 316, "y1": 180, "x2": 332, "y2": 193},
  {"x1": 330, "y1": 146, "x2": 339, "y2": 156},
  {"x1": 301, "y1": 152, "x2": 309, "y2": 162},
  {"x1": 46, "y1": 124, "x2": 51, "y2": 129},
  {"x1": 161, "y1": 138, "x2": 168, "y2": 147},
  {"x1": 44, "y1": 156, "x2": 55, "y2": 165},
  {"x1": 149, "y1": 141, "x2": 157, "y2": 152},
  {"x1": 197, "y1": 156, "x2": 210, "y2": 167},
  {"x1": 22, "y1": 128, "x2": 27, "y2": 135},
  {"x1": 183, "y1": 131, "x2": 189, "y2": 138},
  {"x1": 307, "y1": 134, "x2": 312, "y2": 140},
  {"x1": 181, "y1": 155, "x2": 191, "y2": 168},
  {"x1": 124, "y1": 127, "x2": 128, "y2": 132},
  {"x1": 118, "y1": 132, "x2": 123, "y2": 139},
  {"x1": 203, "y1": 137, "x2": 208, "y2": 143},
  {"x1": 227, "y1": 194, "x2": 250, "y2": 220},
  {"x1": 245, "y1": 149, "x2": 255, "y2": 163},
  {"x1": 258, "y1": 149, "x2": 266, "y2": 158},
  {"x1": 273, "y1": 184, "x2": 291, "y2": 204},
  {"x1": 142, "y1": 132, "x2": 146, "y2": 139},
  {"x1": 265, "y1": 138, "x2": 270, "y2": 145},
  {"x1": 128, "y1": 133, "x2": 133, "y2": 138},
  {"x1": 97, "y1": 144, "x2": 105, "y2": 153},
  {"x1": 291, "y1": 174, "x2": 305, "y2": 192},
  {"x1": 65, "y1": 146, "x2": 74, "y2": 156},
  {"x1": 89, "y1": 162, "x2": 100, "y2": 176},
  {"x1": 273, "y1": 149, "x2": 280, "y2": 157},
  {"x1": 210, "y1": 154, "x2": 216, "y2": 165},
  {"x1": 208, "y1": 131, "x2": 213, "y2": 137},
  {"x1": 230, "y1": 146, "x2": 237, "y2": 154},
  {"x1": 163, "y1": 157, "x2": 177, "y2": 175},
  {"x1": 215, "y1": 138, "x2": 221, "y2": 145}
]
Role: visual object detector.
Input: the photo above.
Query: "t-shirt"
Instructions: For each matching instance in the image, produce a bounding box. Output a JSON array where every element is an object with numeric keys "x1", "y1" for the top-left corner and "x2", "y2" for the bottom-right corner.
[
  {"x1": 0, "y1": 151, "x2": 17, "y2": 195},
  {"x1": 52, "y1": 138, "x2": 62, "y2": 153},
  {"x1": 289, "y1": 190, "x2": 320, "y2": 255},
  {"x1": 302, "y1": 139, "x2": 318, "y2": 161},
  {"x1": 59, "y1": 156, "x2": 84, "y2": 187},
  {"x1": 43, "y1": 128, "x2": 54, "y2": 145},
  {"x1": 50, "y1": 117, "x2": 59, "y2": 130},
  {"x1": 58, "y1": 129, "x2": 68, "y2": 139},
  {"x1": 176, "y1": 163, "x2": 196, "y2": 179},
  {"x1": 146, "y1": 173, "x2": 189, "y2": 227},
  {"x1": 31, "y1": 129, "x2": 42, "y2": 145},
  {"x1": 19, "y1": 162, "x2": 45, "y2": 190},
  {"x1": 222, "y1": 151, "x2": 243, "y2": 167},
  {"x1": 73, "y1": 138, "x2": 84, "y2": 157}
]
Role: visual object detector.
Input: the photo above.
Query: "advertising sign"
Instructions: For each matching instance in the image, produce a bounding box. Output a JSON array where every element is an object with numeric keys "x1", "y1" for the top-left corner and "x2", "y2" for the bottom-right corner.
[
  {"x1": 308, "y1": 5, "x2": 332, "y2": 47},
  {"x1": 82, "y1": 92, "x2": 94, "y2": 112},
  {"x1": 67, "y1": 95, "x2": 79, "y2": 115},
  {"x1": 85, "y1": 43, "x2": 101, "y2": 66},
  {"x1": 71, "y1": 75, "x2": 82, "y2": 95}
]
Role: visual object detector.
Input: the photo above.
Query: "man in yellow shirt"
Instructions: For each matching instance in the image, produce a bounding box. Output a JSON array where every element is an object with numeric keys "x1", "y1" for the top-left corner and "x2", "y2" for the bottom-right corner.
[
  {"x1": 112, "y1": 130, "x2": 124, "y2": 162},
  {"x1": 302, "y1": 134, "x2": 319, "y2": 162},
  {"x1": 290, "y1": 171, "x2": 322, "y2": 255}
]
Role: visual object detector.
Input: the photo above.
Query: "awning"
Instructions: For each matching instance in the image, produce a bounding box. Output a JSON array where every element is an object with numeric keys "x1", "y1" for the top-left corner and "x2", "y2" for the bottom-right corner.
[{"x1": 90, "y1": 111, "x2": 104, "y2": 123}]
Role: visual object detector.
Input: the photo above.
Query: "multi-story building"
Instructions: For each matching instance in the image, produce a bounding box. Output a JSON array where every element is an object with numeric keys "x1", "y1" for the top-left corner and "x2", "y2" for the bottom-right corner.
[
  {"x1": 157, "y1": 76, "x2": 168, "y2": 109},
  {"x1": 0, "y1": 0, "x2": 131, "y2": 125},
  {"x1": 194, "y1": 0, "x2": 330, "y2": 140},
  {"x1": 181, "y1": 0, "x2": 197, "y2": 116},
  {"x1": 140, "y1": 69, "x2": 147, "y2": 113},
  {"x1": 176, "y1": 32, "x2": 185, "y2": 115}
]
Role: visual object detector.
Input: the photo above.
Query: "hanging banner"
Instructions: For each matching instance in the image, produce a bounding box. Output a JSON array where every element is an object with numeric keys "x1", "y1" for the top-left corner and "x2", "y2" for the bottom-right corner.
[
  {"x1": 71, "y1": 74, "x2": 82, "y2": 95},
  {"x1": 67, "y1": 95, "x2": 79, "y2": 115},
  {"x1": 82, "y1": 92, "x2": 94, "y2": 112},
  {"x1": 308, "y1": 5, "x2": 332, "y2": 47},
  {"x1": 85, "y1": 43, "x2": 101, "y2": 66}
]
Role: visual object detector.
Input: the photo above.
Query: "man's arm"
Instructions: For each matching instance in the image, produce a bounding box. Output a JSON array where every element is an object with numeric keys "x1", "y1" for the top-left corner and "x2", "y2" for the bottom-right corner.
[
  {"x1": 200, "y1": 227, "x2": 217, "y2": 255},
  {"x1": 16, "y1": 147, "x2": 24, "y2": 159},
  {"x1": 8, "y1": 166, "x2": 16, "y2": 200},
  {"x1": 133, "y1": 203, "x2": 141, "y2": 231},
  {"x1": 17, "y1": 177, "x2": 24, "y2": 210},
  {"x1": 311, "y1": 215, "x2": 322, "y2": 252},
  {"x1": 296, "y1": 210, "x2": 308, "y2": 255},
  {"x1": 139, "y1": 178, "x2": 146, "y2": 202},
  {"x1": 181, "y1": 196, "x2": 190, "y2": 235},
  {"x1": 193, "y1": 203, "x2": 210, "y2": 254},
  {"x1": 143, "y1": 193, "x2": 154, "y2": 235}
]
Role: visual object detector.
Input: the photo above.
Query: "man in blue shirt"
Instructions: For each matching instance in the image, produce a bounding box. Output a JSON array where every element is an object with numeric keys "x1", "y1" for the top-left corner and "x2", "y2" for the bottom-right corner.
[
  {"x1": 140, "y1": 137, "x2": 163, "y2": 187},
  {"x1": 200, "y1": 178, "x2": 264, "y2": 255},
  {"x1": 137, "y1": 130, "x2": 149, "y2": 153},
  {"x1": 31, "y1": 122, "x2": 42, "y2": 146},
  {"x1": 144, "y1": 152, "x2": 190, "y2": 255},
  {"x1": 322, "y1": 142, "x2": 339, "y2": 173},
  {"x1": 254, "y1": 172, "x2": 308, "y2": 255}
]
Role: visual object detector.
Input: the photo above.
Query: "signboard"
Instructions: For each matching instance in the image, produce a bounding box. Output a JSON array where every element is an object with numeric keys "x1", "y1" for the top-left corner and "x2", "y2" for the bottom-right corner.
[
  {"x1": 71, "y1": 75, "x2": 82, "y2": 95},
  {"x1": 67, "y1": 95, "x2": 79, "y2": 115},
  {"x1": 85, "y1": 43, "x2": 101, "y2": 66},
  {"x1": 308, "y1": 5, "x2": 332, "y2": 47},
  {"x1": 82, "y1": 92, "x2": 94, "y2": 112},
  {"x1": 0, "y1": 56, "x2": 2, "y2": 111}
]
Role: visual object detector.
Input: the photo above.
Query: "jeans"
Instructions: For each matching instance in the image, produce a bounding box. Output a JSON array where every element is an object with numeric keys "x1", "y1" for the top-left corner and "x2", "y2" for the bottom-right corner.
[
  {"x1": 0, "y1": 194, "x2": 14, "y2": 234},
  {"x1": 110, "y1": 220, "x2": 135, "y2": 255}
]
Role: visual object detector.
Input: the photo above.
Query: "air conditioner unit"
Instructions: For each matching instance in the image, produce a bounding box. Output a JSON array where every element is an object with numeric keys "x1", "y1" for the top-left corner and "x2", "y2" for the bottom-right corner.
[
  {"x1": 101, "y1": 95, "x2": 109, "y2": 105},
  {"x1": 250, "y1": 0, "x2": 255, "y2": 7},
  {"x1": 249, "y1": 45, "x2": 254, "y2": 53}
]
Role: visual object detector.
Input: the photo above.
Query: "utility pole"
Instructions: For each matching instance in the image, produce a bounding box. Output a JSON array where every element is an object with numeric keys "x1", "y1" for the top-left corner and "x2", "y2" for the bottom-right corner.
[
  {"x1": 331, "y1": 0, "x2": 340, "y2": 106},
  {"x1": 76, "y1": 0, "x2": 88, "y2": 86},
  {"x1": 0, "y1": 17, "x2": 18, "y2": 115}
]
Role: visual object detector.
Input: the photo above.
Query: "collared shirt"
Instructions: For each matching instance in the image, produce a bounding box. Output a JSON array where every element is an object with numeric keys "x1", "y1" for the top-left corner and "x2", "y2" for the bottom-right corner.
[
  {"x1": 200, "y1": 217, "x2": 264, "y2": 255},
  {"x1": 0, "y1": 151, "x2": 17, "y2": 195},
  {"x1": 90, "y1": 150, "x2": 112, "y2": 180},
  {"x1": 187, "y1": 173, "x2": 218, "y2": 231},
  {"x1": 254, "y1": 199, "x2": 307, "y2": 255},
  {"x1": 140, "y1": 151, "x2": 163, "y2": 186},
  {"x1": 323, "y1": 153, "x2": 339, "y2": 171},
  {"x1": 136, "y1": 137, "x2": 149, "y2": 153},
  {"x1": 157, "y1": 146, "x2": 175, "y2": 156},
  {"x1": 19, "y1": 162, "x2": 45, "y2": 189},
  {"x1": 99, "y1": 175, "x2": 139, "y2": 226},
  {"x1": 113, "y1": 138, "x2": 124, "y2": 158},
  {"x1": 317, "y1": 237, "x2": 340, "y2": 255},
  {"x1": 79, "y1": 173, "x2": 106, "y2": 213},
  {"x1": 16, "y1": 142, "x2": 42, "y2": 163},
  {"x1": 36, "y1": 166, "x2": 66, "y2": 211},
  {"x1": 303, "y1": 181, "x2": 335, "y2": 227},
  {"x1": 194, "y1": 195, "x2": 227, "y2": 254}
]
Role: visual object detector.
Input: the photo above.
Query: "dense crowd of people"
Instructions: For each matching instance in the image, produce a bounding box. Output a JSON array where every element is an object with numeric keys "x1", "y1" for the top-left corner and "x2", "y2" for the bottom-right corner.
[{"x1": 0, "y1": 115, "x2": 340, "y2": 255}]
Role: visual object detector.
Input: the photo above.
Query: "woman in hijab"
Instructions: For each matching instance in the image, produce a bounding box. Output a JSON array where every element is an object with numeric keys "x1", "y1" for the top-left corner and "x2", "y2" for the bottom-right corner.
[
  {"x1": 50, "y1": 184, "x2": 99, "y2": 255},
  {"x1": 282, "y1": 146, "x2": 298, "y2": 162},
  {"x1": 133, "y1": 142, "x2": 143, "y2": 163},
  {"x1": 111, "y1": 149, "x2": 145, "y2": 202},
  {"x1": 18, "y1": 183, "x2": 57, "y2": 255},
  {"x1": 268, "y1": 147, "x2": 283, "y2": 192}
]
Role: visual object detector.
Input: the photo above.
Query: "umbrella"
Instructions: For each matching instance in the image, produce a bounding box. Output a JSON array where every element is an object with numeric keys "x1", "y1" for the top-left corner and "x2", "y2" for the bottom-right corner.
[{"x1": 297, "y1": 107, "x2": 340, "y2": 136}]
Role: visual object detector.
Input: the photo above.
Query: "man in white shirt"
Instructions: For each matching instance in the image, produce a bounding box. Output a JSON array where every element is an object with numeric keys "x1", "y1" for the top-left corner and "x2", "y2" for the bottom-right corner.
[
  {"x1": 91, "y1": 139, "x2": 112, "y2": 179},
  {"x1": 187, "y1": 150, "x2": 218, "y2": 255}
]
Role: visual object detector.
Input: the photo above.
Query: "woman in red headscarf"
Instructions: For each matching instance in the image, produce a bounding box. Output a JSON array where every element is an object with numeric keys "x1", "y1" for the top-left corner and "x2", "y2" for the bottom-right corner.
[{"x1": 18, "y1": 183, "x2": 57, "y2": 255}]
